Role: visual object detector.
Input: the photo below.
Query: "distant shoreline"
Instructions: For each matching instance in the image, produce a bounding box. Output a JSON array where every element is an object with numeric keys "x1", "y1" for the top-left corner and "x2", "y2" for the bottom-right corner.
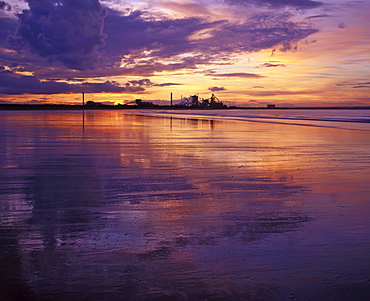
[{"x1": 1, "y1": 103, "x2": 370, "y2": 110}]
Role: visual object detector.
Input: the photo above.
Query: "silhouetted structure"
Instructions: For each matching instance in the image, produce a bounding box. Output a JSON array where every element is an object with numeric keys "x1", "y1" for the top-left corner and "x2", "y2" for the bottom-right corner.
[
  {"x1": 179, "y1": 94, "x2": 226, "y2": 108},
  {"x1": 135, "y1": 99, "x2": 156, "y2": 107}
]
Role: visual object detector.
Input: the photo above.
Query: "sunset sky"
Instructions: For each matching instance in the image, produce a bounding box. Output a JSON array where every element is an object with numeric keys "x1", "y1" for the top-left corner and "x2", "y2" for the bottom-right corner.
[{"x1": 0, "y1": 0, "x2": 369, "y2": 106}]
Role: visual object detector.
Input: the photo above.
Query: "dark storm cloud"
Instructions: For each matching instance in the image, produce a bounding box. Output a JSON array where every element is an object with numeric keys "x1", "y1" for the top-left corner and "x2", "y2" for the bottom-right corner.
[
  {"x1": 0, "y1": 3, "x2": 319, "y2": 94},
  {"x1": 0, "y1": 14, "x2": 17, "y2": 42},
  {"x1": 13, "y1": 8, "x2": 211, "y2": 77},
  {"x1": 208, "y1": 72, "x2": 265, "y2": 78},
  {"x1": 337, "y1": 81, "x2": 370, "y2": 89},
  {"x1": 224, "y1": 0, "x2": 323, "y2": 9},
  {"x1": 0, "y1": 69, "x2": 150, "y2": 94},
  {"x1": 3, "y1": 5, "x2": 318, "y2": 73},
  {"x1": 25, "y1": 9, "x2": 219, "y2": 77},
  {"x1": 98, "y1": 10, "x2": 318, "y2": 76},
  {"x1": 0, "y1": 1, "x2": 11, "y2": 11},
  {"x1": 196, "y1": 13, "x2": 318, "y2": 56},
  {"x1": 101, "y1": 9, "x2": 211, "y2": 65},
  {"x1": 108, "y1": 9, "x2": 312, "y2": 75},
  {"x1": 7, "y1": 0, "x2": 107, "y2": 70},
  {"x1": 208, "y1": 86, "x2": 226, "y2": 92},
  {"x1": 0, "y1": 69, "x2": 71, "y2": 94}
]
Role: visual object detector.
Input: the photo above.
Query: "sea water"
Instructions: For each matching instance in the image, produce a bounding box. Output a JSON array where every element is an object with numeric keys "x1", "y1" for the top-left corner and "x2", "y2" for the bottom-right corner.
[
  {"x1": 1, "y1": 109, "x2": 370, "y2": 300},
  {"x1": 125, "y1": 108, "x2": 370, "y2": 131}
]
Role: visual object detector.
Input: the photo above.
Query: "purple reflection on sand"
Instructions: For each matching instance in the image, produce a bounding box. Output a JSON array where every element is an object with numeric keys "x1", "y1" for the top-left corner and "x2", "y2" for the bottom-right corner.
[{"x1": 0, "y1": 110, "x2": 370, "y2": 300}]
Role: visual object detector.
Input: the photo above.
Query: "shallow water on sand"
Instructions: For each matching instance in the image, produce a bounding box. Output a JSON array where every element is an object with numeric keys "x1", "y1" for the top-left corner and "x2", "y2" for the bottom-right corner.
[{"x1": 1, "y1": 110, "x2": 370, "y2": 300}]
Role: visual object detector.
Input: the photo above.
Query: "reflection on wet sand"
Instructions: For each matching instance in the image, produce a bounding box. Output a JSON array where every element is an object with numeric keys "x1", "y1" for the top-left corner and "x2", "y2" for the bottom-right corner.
[{"x1": 0, "y1": 110, "x2": 370, "y2": 300}]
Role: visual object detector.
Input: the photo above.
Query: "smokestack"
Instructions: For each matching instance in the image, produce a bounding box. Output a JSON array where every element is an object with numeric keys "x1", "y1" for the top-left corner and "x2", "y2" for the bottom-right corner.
[
  {"x1": 170, "y1": 92, "x2": 173, "y2": 106},
  {"x1": 82, "y1": 92, "x2": 85, "y2": 106}
]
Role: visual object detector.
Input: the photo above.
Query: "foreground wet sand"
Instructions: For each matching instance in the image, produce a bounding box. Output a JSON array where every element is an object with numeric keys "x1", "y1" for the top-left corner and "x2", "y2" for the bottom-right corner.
[{"x1": 1, "y1": 110, "x2": 370, "y2": 300}]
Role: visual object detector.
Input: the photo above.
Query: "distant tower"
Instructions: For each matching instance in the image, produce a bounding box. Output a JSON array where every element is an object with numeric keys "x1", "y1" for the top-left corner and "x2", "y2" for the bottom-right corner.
[
  {"x1": 82, "y1": 92, "x2": 85, "y2": 106},
  {"x1": 170, "y1": 92, "x2": 173, "y2": 106}
]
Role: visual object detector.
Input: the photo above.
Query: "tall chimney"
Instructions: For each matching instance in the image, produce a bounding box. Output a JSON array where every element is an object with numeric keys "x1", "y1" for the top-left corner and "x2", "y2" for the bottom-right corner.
[
  {"x1": 170, "y1": 92, "x2": 173, "y2": 106},
  {"x1": 82, "y1": 92, "x2": 85, "y2": 106}
]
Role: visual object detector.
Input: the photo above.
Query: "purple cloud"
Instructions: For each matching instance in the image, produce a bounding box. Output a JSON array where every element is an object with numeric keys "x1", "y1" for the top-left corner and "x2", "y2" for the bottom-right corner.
[
  {"x1": 3, "y1": 5, "x2": 318, "y2": 76},
  {"x1": 0, "y1": 69, "x2": 152, "y2": 94},
  {"x1": 0, "y1": 3, "x2": 319, "y2": 95},
  {"x1": 208, "y1": 86, "x2": 226, "y2": 91},
  {"x1": 0, "y1": 16, "x2": 16, "y2": 42},
  {"x1": 101, "y1": 9, "x2": 317, "y2": 75},
  {"x1": 101, "y1": 9, "x2": 211, "y2": 66},
  {"x1": 8, "y1": 0, "x2": 107, "y2": 70},
  {"x1": 352, "y1": 86, "x2": 370, "y2": 89},
  {"x1": 0, "y1": 1, "x2": 11, "y2": 11},
  {"x1": 259, "y1": 62, "x2": 286, "y2": 67}
]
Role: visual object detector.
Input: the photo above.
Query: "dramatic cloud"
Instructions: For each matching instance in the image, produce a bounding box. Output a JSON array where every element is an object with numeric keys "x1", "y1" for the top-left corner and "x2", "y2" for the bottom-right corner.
[
  {"x1": 100, "y1": 9, "x2": 317, "y2": 74},
  {"x1": 0, "y1": 69, "x2": 154, "y2": 94},
  {"x1": 8, "y1": 0, "x2": 107, "y2": 70},
  {"x1": 208, "y1": 72, "x2": 265, "y2": 78},
  {"x1": 0, "y1": 0, "x2": 366, "y2": 106},
  {"x1": 197, "y1": 13, "x2": 318, "y2": 55},
  {"x1": 0, "y1": 1, "x2": 11, "y2": 11},
  {"x1": 1, "y1": 3, "x2": 319, "y2": 83},
  {"x1": 209, "y1": 86, "x2": 226, "y2": 91},
  {"x1": 101, "y1": 9, "x2": 211, "y2": 66},
  {"x1": 0, "y1": 16, "x2": 16, "y2": 42}
]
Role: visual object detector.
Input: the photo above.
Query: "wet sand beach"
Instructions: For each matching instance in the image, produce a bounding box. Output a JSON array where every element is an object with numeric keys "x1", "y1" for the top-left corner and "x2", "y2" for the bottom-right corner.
[{"x1": 1, "y1": 109, "x2": 370, "y2": 300}]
